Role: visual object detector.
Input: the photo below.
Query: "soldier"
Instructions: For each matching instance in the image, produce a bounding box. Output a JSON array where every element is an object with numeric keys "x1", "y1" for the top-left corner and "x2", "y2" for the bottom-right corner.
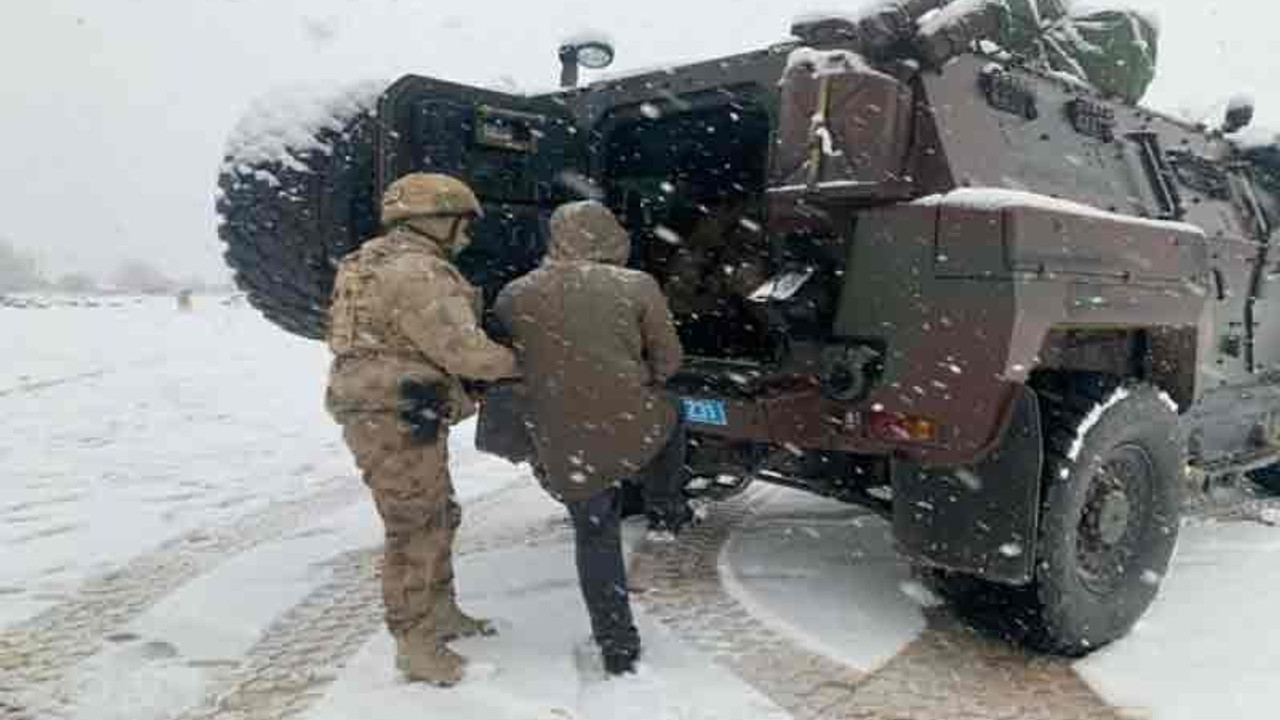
[
  {"x1": 325, "y1": 173, "x2": 519, "y2": 686},
  {"x1": 495, "y1": 200, "x2": 690, "y2": 676}
]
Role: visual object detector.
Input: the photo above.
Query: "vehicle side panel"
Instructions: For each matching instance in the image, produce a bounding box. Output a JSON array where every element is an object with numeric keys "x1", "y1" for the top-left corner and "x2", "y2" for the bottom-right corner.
[{"x1": 834, "y1": 200, "x2": 1209, "y2": 466}]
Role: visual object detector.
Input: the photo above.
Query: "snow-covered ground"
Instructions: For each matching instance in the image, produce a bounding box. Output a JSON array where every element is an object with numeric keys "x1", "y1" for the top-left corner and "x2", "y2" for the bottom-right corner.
[
  {"x1": 1079, "y1": 519, "x2": 1280, "y2": 720},
  {"x1": 722, "y1": 490, "x2": 926, "y2": 672},
  {"x1": 2, "y1": 296, "x2": 355, "y2": 627},
  {"x1": 0, "y1": 298, "x2": 787, "y2": 720},
  {"x1": 4, "y1": 297, "x2": 1280, "y2": 720}
]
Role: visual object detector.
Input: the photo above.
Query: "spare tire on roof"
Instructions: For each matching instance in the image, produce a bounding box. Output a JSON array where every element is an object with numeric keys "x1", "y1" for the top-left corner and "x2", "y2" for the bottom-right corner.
[{"x1": 215, "y1": 82, "x2": 385, "y2": 340}]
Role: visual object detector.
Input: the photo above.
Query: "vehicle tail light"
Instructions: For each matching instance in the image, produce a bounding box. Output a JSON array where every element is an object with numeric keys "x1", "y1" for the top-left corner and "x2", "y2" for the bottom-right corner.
[{"x1": 865, "y1": 411, "x2": 939, "y2": 443}]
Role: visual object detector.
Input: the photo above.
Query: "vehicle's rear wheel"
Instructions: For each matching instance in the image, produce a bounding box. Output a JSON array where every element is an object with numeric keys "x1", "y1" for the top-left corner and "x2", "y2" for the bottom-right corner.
[
  {"x1": 215, "y1": 90, "x2": 381, "y2": 340},
  {"x1": 1028, "y1": 377, "x2": 1183, "y2": 654},
  {"x1": 924, "y1": 377, "x2": 1183, "y2": 655}
]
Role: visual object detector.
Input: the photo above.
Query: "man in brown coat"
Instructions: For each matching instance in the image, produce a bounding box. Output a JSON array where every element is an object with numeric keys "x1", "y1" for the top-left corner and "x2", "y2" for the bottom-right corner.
[
  {"x1": 494, "y1": 200, "x2": 689, "y2": 675},
  {"x1": 326, "y1": 173, "x2": 519, "y2": 686}
]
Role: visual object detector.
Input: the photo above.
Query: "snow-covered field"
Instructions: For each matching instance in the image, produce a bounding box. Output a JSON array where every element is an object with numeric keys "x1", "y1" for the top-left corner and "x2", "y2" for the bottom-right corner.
[{"x1": 3, "y1": 297, "x2": 1280, "y2": 720}]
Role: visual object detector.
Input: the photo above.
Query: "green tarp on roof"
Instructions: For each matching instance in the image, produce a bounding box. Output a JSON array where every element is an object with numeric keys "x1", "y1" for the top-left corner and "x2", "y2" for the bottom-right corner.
[{"x1": 922, "y1": 0, "x2": 1160, "y2": 103}]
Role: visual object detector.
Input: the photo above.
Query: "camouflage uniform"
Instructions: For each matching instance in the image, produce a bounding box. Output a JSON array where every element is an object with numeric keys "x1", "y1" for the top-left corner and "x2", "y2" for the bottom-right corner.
[{"x1": 326, "y1": 174, "x2": 518, "y2": 686}]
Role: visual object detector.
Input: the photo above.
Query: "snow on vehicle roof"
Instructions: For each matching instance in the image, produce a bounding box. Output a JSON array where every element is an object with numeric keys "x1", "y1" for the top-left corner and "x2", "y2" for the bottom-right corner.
[
  {"x1": 784, "y1": 47, "x2": 893, "y2": 82},
  {"x1": 913, "y1": 188, "x2": 1207, "y2": 236},
  {"x1": 1072, "y1": 2, "x2": 1162, "y2": 32},
  {"x1": 222, "y1": 80, "x2": 385, "y2": 170},
  {"x1": 917, "y1": 0, "x2": 999, "y2": 37},
  {"x1": 1043, "y1": 68, "x2": 1097, "y2": 92},
  {"x1": 790, "y1": 7, "x2": 866, "y2": 26},
  {"x1": 566, "y1": 42, "x2": 794, "y2": 92}
]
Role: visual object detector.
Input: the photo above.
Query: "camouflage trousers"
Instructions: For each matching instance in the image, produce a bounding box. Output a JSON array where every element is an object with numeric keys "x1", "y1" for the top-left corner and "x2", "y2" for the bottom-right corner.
[{"x1": 339, "y1": 413, "x2": 462, "y2": 637}]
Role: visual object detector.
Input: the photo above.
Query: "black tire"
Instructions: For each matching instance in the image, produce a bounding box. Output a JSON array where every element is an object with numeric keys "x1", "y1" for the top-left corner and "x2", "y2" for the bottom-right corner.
[
  {"x1": 1028, "y1": 376, "x2": 1183, "y2": 654},
  {"x1": 216, "y1": 98, "x2": 381, "y2": 340},
  {"x1": 925, "y1": 377, "x2": 1183, "y2": 656}
]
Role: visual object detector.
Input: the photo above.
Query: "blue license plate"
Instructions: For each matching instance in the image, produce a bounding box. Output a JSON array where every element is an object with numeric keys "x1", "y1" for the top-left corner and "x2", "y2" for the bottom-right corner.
[{"x1": 681, "y1": 398, "x2": 728, "y2": 426}]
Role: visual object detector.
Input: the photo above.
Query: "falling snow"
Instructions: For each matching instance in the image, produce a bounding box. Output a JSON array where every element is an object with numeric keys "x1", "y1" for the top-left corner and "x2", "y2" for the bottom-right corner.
[
  {"x1": 954, "y1": 468, "x2": 984, "y2": 492},
  {"x1": 897, "y1": 580, "x2": 943, "y2": 609},
  {"x1": 998, "y1": 542, "x2": 1024, "y2": 558},
  {"x1": 654, "y1": 225, "x2": 683, "y2": 245}
]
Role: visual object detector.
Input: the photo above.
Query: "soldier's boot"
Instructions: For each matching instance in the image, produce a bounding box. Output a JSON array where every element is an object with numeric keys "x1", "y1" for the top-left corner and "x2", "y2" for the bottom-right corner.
[
  {"x1": 431, "y1": 542, "x2": 497, "y2": 642},
  {"x1": 431, "y1": 595, "x2": 498, "y2": 642},
  {"x1": 394, "y1": 630, "x2": 467, "y2": 687}
]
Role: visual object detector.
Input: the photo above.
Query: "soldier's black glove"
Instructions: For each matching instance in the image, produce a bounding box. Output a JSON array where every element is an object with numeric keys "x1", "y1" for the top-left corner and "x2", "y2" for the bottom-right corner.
[
  {"x1": 461, "y1": 379, "x2": 491, "y2": 399},
  {"x1": 398, "y1": 379, "x2": 449, "y2": 442}
]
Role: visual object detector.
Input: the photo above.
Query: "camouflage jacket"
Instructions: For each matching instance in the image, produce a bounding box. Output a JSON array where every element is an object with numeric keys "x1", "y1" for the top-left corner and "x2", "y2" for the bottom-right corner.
[{"x1": 326, "y1": 226, "x2": 518, "y2": 419}]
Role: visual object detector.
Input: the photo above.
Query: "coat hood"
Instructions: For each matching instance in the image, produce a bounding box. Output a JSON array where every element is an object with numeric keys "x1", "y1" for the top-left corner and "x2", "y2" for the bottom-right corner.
[{"x1": 547, "y1": 201, "x2": 631, "y2": 265}]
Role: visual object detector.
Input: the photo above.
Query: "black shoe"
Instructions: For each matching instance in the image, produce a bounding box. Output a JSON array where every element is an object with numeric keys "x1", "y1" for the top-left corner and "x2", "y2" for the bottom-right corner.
[{"x1": 603, "y1": 649, "x2": 639, "y2": 676}]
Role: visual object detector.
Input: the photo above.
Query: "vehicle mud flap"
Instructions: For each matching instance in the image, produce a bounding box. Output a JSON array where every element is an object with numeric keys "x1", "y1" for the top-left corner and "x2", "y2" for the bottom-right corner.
[{"x1": 891, "y1": 386, "x2": 1042, "y2": 584}]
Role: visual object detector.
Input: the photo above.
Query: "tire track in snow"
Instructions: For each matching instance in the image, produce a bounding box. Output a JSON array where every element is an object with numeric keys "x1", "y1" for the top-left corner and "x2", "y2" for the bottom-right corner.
[
  {"x1": 630, "y1": 489, "x2": 868, "y2": 719},
  {"x1": 0, "y1": 478, "x2": 365, "y2": 718},
  {"x1": 0, "y1": 350, "x2": 171, "y2": 400},
  {"x1": 166, "y1": 483, "x2": 570, "y2": 720},
  {"x1": 162, "y1": 485, "x2": 1127, "y2": 720},
  {"x1": 630, "y1": 488, "x2": 1126, "y2": 720},
  {"x1": 0, "y1": 370, "x2": 109, "y2": 399},
  {"x1": 827, "y1": 614, "x2": 1127, "y2": 720},
  {"x1": 171, "y1": 547, "x2": 383, "y2": 720}
]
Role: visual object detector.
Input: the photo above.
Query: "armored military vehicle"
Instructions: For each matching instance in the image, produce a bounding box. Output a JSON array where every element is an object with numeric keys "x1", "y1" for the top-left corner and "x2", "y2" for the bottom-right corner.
[{"x1": 217, "y1": 0, "x2": 1280, "y2": 654}]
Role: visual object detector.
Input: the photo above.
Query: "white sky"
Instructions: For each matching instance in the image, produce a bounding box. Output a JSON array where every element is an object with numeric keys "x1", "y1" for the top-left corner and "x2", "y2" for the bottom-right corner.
[{"x1": 1, "y1": 0, "x2": 1276, "y2": 280}]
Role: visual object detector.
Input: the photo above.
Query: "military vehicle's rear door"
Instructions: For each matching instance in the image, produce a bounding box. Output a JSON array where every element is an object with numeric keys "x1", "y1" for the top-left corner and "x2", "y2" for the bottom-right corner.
[{"x1": 375, "y1": 76, "x2": 591, "y2": 301}]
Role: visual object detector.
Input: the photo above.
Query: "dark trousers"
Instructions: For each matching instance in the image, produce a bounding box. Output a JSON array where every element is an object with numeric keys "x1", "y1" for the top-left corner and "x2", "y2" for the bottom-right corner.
[
  {"x1": 633, "y1": 419, "x2": 688, "y2": 527},
  {"x1": 563, "y1": 422, "x2": 686, "y2": 658},
  {"x1": 566, "y1": 488, "x2": 639, "y2": 658}
]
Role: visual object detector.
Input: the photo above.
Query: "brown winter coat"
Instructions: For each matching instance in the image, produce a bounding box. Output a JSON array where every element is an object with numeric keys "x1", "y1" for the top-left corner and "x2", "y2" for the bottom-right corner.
[
  {"x1": 494, "y1": 202, "x2": 684, "y2": 502},
  {"x1": 326, "y1": 225, "x2": 518, "y2": 420}
]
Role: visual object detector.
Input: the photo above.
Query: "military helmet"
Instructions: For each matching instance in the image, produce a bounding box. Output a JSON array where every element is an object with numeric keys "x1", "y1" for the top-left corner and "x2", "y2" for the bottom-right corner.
[{"x1": 380, "y1": 173, "x2": 483, "y2": 227}]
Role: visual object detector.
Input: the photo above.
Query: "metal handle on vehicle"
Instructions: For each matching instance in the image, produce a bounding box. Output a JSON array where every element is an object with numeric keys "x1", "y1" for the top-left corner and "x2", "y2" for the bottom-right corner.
[{"x1": 1128, "y1": 131, "x2": 1184, "y2": 220}]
